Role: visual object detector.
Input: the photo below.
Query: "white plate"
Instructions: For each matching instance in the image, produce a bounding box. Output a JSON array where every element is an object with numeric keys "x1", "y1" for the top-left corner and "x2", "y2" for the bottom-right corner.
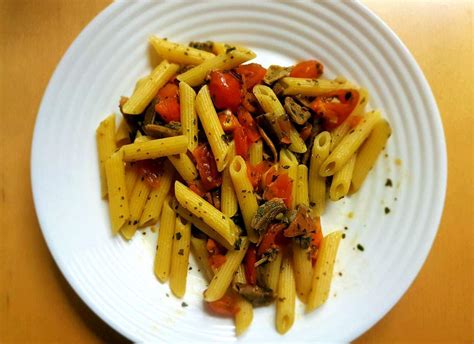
[{"x1": 31, "y1": 1, "x2": 446, "y2": 342}]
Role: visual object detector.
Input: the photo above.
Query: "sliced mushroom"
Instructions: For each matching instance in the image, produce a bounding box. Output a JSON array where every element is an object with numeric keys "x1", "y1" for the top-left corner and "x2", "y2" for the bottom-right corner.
[
  {"x1": 143, "y1": 99, "x2": 157, "y2": 125},
  {"x1": 301, "y1": 117, "x2": 323, "y2": 165},
  {"x1": 143, "y1": 123, "x2": 181, "y2": 138},
  {"x1": 272, "y1": 81, "x2": 285, "y2": 97},
  {"x1": 294, "y1": 94, "x2": 314, "y2": 108},
  {"x1": 234, "y1": 283, "x2": 275, "y2": 307},
  {"x1": 257, "y1": 125, "x2": 278, "y2": 162},
  {"x1": 251, "y1": 199, "x2": 287, "y2": 234},
  {"x1": 283, "y1": 205, "x2": 315, "y2": 238},
  {"x1": 284, "y1": 97, "x2": 311, "y2": 125},
  {"x1": 263, "y1": 65, "x2": 292, "y2": 84}
]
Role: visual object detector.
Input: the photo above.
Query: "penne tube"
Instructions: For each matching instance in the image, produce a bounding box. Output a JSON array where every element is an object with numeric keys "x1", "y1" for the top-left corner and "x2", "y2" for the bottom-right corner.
[
  {"x1": 292, "y1": 241, "x2": 313, "y2": 303},
  {"x1": 306, "y1": 231, "x2": 343, "y2": 312},
  {"x1": 122, "y1": 135, "x2": 188, "y2": 162},
  {"x1": 96, "y1": 114, "x2": 117, "y2": 198},
  {"x1": 263, "y1": 250, "x2": 283, "y2": 292},
  {"x1": 190, "y1": 236, "x2": 214, "y2": 282},
  {"x1": 204, "y1": 237, "x2": 249, "y2": 302},
  {"x1": 149, "y1": 36, "x2": 215, "y2": 65},
  {"x1": 120, "y1": 175, "x2": 151, "y2": 240},
  {"x1": 276, "y1": 256, "x2": 296, "y2": 334},
  {"x1": 168, "y1": 153, "x2": 198, "y2": 183},
  {"x1": 320, "y1": 110, "x2": 381, "y2": 176},
  {"x1": 280, "y1": 77, "x2": 351, "y2": 96},
  {"x1": 115, "y1": 118, "x2": 131, "y2": 148},
  {"x1": 221, "y1": 166, "x2": 238, "y2": 218},
  {"x1": 330, "y1": 154, "x2": 356, "y2": 201},
  {"x1": 154, "y1": 196, "x2": 175, "y2": 282},
  {"x1": 279, "y1": 149, "x2": 298, "y2": 209},
  {"x1": 124, "y1": 164, "x2": 138, "y2": 198},
  {"x1": 249, "y1": 140, "x2": 263, "y2": 165},
  {"x1": 212, "y1": 42, "x2": 253, "y2": 55},
  {"x1": 122, "y1": 60, "x2": 179, "y2": 114},
  {"x1": 309, "y1": 132, "x2": 331, "y2": 216},
  {"x1": 179, "y1": 82, "x2": 198, "y2": 151},
  {"x1": 233, "y1": 264, "x2": 253, "y2": 336},
  {"x1": 295, "y1": 164, "x2": 309, "y2": 208},
  {"x1": 169, "y1": 216, "x2": 191, "y2": 298}
]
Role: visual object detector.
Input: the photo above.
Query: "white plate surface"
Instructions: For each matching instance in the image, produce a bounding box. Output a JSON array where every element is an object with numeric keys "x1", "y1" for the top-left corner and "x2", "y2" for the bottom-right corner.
[{"x1": 31, "y1": 1, "x2": 446, "y2": 342}]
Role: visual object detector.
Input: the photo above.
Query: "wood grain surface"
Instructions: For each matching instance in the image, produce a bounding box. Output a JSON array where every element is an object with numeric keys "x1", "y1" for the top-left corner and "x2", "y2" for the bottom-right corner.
[{"x1": 0, "y1": 0, "x2": 472, "y2": 342}]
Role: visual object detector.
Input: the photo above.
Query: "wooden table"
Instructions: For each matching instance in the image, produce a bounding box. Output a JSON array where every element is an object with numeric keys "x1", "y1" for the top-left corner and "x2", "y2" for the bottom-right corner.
[{"x1": 1, "y1": 1, "x2": 472, "y2": 342}]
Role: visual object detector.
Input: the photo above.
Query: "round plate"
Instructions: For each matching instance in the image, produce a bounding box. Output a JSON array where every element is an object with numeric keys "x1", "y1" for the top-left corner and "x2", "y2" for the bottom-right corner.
[{"x1": 31, "y1": 1, "x2": 446, "y2": 342}]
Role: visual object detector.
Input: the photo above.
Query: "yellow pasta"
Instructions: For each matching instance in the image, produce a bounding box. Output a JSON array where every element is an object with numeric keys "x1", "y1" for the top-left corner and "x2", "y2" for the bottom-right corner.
[
  {"x1": 138, "y1": 161, "x2": 174, "y2": 227},
  {"x1": 96, "y1": 114, "x2": 117, "y2": 198},
  {"x1": 104, "y1": 150, "x2": 129, "y2": 234},
  {"x1": 122, "y1": 135, "x2": 188, "y2": 162},
  {"x1": 149, "y1": 36, "x2": 215, "y2": 65},
  {"x1": 120, "y1": 175, "x2": 151, "y2": 240},
  {"x1": 212, "y1": 42, "x2": 252, "y2": 55},
  {"x1": 330, "y1": 88, "x2": 369, "y2": 151},
  {"x1": 195, "y1": 85, "x2": 231, "y2": 171},
  {"x1": 229, "y1": 156, "x2": 259, "y2": 243},
  {"x1": 292, "y1": 242, "x2": 312, "y2": 303},
  {"x1": 233, "y1": 264, "x2": 253, "y2": 336},
  {"x1": 122, "y1": 60, "x2": 179, "y2": 114},
  {"x1": 309, "y1": 132, "x2": 331, "y2": 216},
  {"x1": 329, "y1": 154, "x2": 357, "y2": 201},
  {"x1": 249, "y1": 140, "x2": 263, "y2": 165},
  {"x1": 174, "y1": 181, "x2": 239, "y2": 248},
  {"x1": 204, "y1": 237, "x2": 249, "y2": 302},
  {"x1": 306, "y1": 231, "x2": 343, "y2": 312},
  {"x1": 279, "y1": 149, "x2": 298, "y2": 209},
  {"x1": 177, "y1": 49, "x2": 256, "y2": 87},
  {"x1": 179, "y1": 81, "x2": 198, "y2": 151},
  {"x1": 320, "y1": 110, "x2": 381, "y2": 176},
  {"x1": 124, "y1": 164, "x2": 138, "y2": 198},
  {"x1": 276, "y1": 256, "x2": 296, "y2": 334},
  {"x1": 168, "y1": 153, "x2": 198, "y2": 183},
  {"x1": 280, "y1": 77, "x2": 351, "y2": 96},
  {"x1": 154, "y1": 196, "x2": 175, "y2": 282},
  {"x1": 295, "y1": 164, "x2": 309, "y2": 208},
  {"x1": 253, "y1": 85, "x2": 306, "y2": 153},
  {"x1": 190, "y1": 236, "x2": 214, "y2": 282},
  {"x1": 221, "y1": 166, "x2": 238, "y2": 218},
  {"x1": 115, "y1": 118, "x2": 131, "y2": 148},
  {"x1": 263, "y1": 250, "x2": 283, "y2": 292},
  {"x1": 351, "y1": 119, "x2": 392, "y2": 193},
  {"x1": 169, "y1": 216, "x2": 191, "y2": 298}
]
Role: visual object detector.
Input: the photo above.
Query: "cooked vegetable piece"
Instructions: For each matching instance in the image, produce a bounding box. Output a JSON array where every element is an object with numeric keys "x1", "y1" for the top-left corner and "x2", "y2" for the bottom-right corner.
[
  {"x1": 235, "y1": 63, "x2": 267, "y2": 90},
  {"x1": 206, "y1": 292, "x2": 240, "y2": 316},
  {"x1": 143, "y1": 123, "x2": 181, "y2": 138},
  {"x1": 310, "y1": 89, "x2": 359, "y2": 130},
  {"x1": 290, "y1": 60, "x2": 324, "y2": 78},
  {"x1": 234, "y1": 283, "x2": 275, "y2": 306},
  {"x1": 263, "y1": 65, "x2": 292, "y2": 84},
  {"x1": 193, "y1": 144, "x2": 222, "y2": 191},
  {"x1": 251, "y1": 199, "x2": 287, "y2": 234},
  {"x1": 284, "y1": 97, "x2": 311, "y2": 125},
  {"x1": 209, "y1": 70, "x2": 242, "y2": 111}
]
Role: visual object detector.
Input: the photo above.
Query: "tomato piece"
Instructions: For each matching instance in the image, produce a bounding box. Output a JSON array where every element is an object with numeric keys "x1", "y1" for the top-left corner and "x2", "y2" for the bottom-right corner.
[
  {"x1": 155, "y1": 83, "x2": 180, "y2": 122},
  {"x1": 206, "y1": 238, "x2": 225, "y2": 255},
  {"x1": 209, "y1": 70, "x2": 242, "y2": 111},
  {"x1": 135, "y1": 159, "x2": 164, "y2": 188},
  {"x1": 209, "y1": 254, "x2": 227, "y2": 270},
  {"x1": 206, "y1": 293, "x2": 240, "y2": 316},
  {"x1": 290, "y1": 60, "x2": 324, "y2": 78},
  {"x1": 234, "y1": 126, "x2": 249, "y2": 158},
  {"x1": 237, "y1": 108, "x2": 260, "y2": 143},
  {"x1": 257, "y1": 223, "x2": 286, "y2": 257},
  {"x1": 188, "y1": 180, "x2": 207, "y2": 197},
  {"x1": 310, "y1": 90, "x2": 359, "y2": 130},
  {"x1": 246, "y1": 161, "x2": 273, "y2": 189},
  {"x1": 235, "y1": 63, "x2": 267, "y2": 90},
  {"x1": 193, "y1": 144, "x2": 222, "y2": 191},
  {"x1": 261, "y1": 165, "x2": 279, "y2": 189},
  {"x1": 263, "y1": 173, "x2": 293, "y2": 208},
  {"x1": 348, "y1": 115, "x2": 363, "y2": 129},
  {"x1": 218, "y1": 110, "x2": 240, "y2": 132},
  {"x1": 283, "y1": 206, "x2": 315, "y2": 237},
  {"x1": 244, "y1": 245, "x2": 257, "y2": 285}
]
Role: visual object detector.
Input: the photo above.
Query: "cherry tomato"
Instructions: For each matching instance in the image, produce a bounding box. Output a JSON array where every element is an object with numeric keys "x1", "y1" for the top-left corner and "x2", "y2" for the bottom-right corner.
[
  {"x1": 206, "y1": 293, "x2": 240, "y2": 316},
  {"x1": 155, "y1": 83, "x2": 180, "y2": 122},
  {"x1": 290, "y1": 60, "x2": 324, "y2": 78},
  {"x1": 257, "y1": 223, "x2": 286, "y2": 258},
  {"x1": 237, "y1": 108, "x2": 260, "y2": 143},
  {"x1": 135, "y1": 159, "x2": 164, "y2": 188},
  {"x1": 208, "y1": 254, "x2": 227, "y2": 270},
  {"x1": 235, "y1": 63, "x2": 267, "y2": 90},
  {"x1": 244, "y1": 245, "x2": 257, "y2": 285},
  {"x1": 218, "y1": 110, "x2": 240, "y2": 132},
  {"x1": 234, "y1": 126, "x2": 249, "y2": 158},
  {"x1": 310, "y1": 89, "x2": 359, "y2": 130},
  {"x1": 193, "y1": 144, "x2": 222, "y2": 191},
  {"x1": 263, "y1": 173, "x2": 293, "y2": 208},
  {"x1": 209, "y1": 70, "x2": 242, "y2": 111},
  {"x1": 246, "y1": 161, "x2": 273, "y2": 189}
]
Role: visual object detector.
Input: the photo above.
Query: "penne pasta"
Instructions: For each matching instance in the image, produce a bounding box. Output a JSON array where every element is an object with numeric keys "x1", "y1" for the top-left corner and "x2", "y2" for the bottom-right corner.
[
  {"x1": 280, "y1": 77, "x2": 351, "y2": 96},
  {"x1": 279, "y1": 149, "x2": 298, "y2": 209},
  {"x1": 190, "y1": 236, "x2": 214, "y2": 282},
  {"x1": 276, "y1": 256, "x2": 296, "y2": 334},
  {"x1": 115, "y1": 118, "x2": 131, "y2": 148},
  {"x1": 138, "y1": 161, "x2": 174, "y2": 227},
  {"x1": 169, "y1": 216, "x2": 191, "y2": 298},
  {"x1": 233, "y1": 264, "x2": 253, "y2": 336},
  {"x1": 309, "y1": 132, "x2": 331, "y2": 216},
  {"x1": 124, "y1": 164, "x2": 138, "y2": 198},
  {"x1": 249, "y1": 140, "x2": 263, "y2": 165},
  {"x1": 306, "y1": 231, "x2": 343, "y2": 312},
  {"x1": 221, "y1": 166, "x2": 238, "y2": 218},
  {"x1": 204, "y1": 237, "x2": 249, "y2": 302},
  {"x1": 122, "y1": 60, "x2": 179, "y2": 114},
  {"x1": 174, "y1": 181, "x2": 239, "y2": 248},
  {"x1": 122, "y1": 135, "x2": 188, "y2": 162},
  {"x1": 195, "y1": 85, "x2": 231, "y2": 171},
  {"x1": 149, "y1": 36, "x2": 215, "y2": 65},
  {"x1": 291, "y1": 241, "x2": 313, "y2": 303},
  {"x1": 263, "y1": 250, "x2": 283, "y2": 292},
  {"x1": 229, "y1": 156, "x2": 259, "y2": 243},
  {"x1": 295, "y1": 164, "x2": 309, "y2": 208},
  {"x1": 96, "y1": 114, "x2": 117, "y2": 198},
  {"x1": 168, "y1": 153, "x2": 198, "y2": 183},
  {"x1": 104, "y1": 150, "x2": 129, "y2": 233},
  {"x1": 330, "y1": 154, "x2": 357, "y2": 201},
  {"x1": 212, "y1": 42, "x2": 252, "y2": 55},
  {"x1": 351, "y1": 119, "x2": 392, "y2": 193},
  {"x1": 154, "y1": 196, "x2": 175, "y2": 282},
  {"x1": 179, "y1": 81, "x2": 199, "y2": 151},
  {"x1": 320, "y1": 110, "x2": 381, "y2": 176},
  {"x1": 120, "y1": 175, "x2": 151, "y2": 240},
  {"x1": 177, "y1": 49, "x2": 256, "y2": 87}
]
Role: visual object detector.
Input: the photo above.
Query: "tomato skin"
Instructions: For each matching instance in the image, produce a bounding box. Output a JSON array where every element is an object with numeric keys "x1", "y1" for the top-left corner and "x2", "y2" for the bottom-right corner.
[
  {"x1": 290, "y1": 60, "x2": 324, "y2": 78},
  {"x1": 206, "y1": 293, "x2": 240, "y2": 316},
  {"x1": 193, "y1": 144, "x2": 222, "y2": 191},
  {"x1": 257, "y1": 223, "x2": 286, "y2": 258},
  {"x1": 246, "y1": 161, "x2": 273, "y2": 189},
  {"x1": 155, "y1": 83, "x2": 180, "y2": 122},
  {"x1": 234, "y1": 126, "x2": 249, "y2": 158},
  {"x1": 310, "y1": 90, "x2": 359, "y2": 130},
  {"x1": 237, "y1": 108, "x2": 260, "y2": 143},
  {"x1": 209, "y1": 254, "x2": 227, "y2": 270},
  {"x1": 235, "y1": 63, "x2": 267, "y2": 90},
  {"x1": 244, "y1": 245, "x2": 257, "y2": 285},
  {"x1": 209, "y1": 71, "x2": 242, "y2": 111},
  {"x1": 135, "y1": 159, "x2": 164, "y2": 188},
  {"x1": 218, "y1": 110, "x2": 240, "y2": 132},
  {"x1": 263, "y1": 173, "x2": 293, "y2": 208}
]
